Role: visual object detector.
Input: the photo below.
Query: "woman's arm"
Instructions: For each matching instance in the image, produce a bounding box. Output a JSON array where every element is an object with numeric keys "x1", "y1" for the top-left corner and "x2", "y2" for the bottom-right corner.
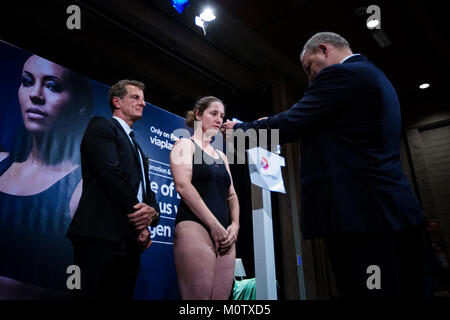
[
  {"x1": 217, "y1": 150, "x2": 240, "y2": 255},
  {"x1": 170, "y1": 139, "x2": 228, "y2": 252}
]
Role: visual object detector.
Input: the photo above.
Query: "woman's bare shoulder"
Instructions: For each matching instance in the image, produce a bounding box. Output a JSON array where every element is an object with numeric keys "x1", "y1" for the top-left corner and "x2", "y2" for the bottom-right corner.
[{"x1": 173, "y1": 137, "x2": 195, "y2": 151}]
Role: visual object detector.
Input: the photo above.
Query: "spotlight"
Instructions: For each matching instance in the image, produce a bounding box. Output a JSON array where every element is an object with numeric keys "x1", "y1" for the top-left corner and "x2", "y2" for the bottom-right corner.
[
  {"x1": 419, "y1": 83, "x2": 430, "y2": 89},
  {"x1": 195, "y1": 16, "x2": 205, "y2": 28},
  {"x1": 170, "y1": 0, "x2": 190, "y2": 14},
  {"x1": 200, "y1": 8, "x2": 216, "y2": 22},
  {"x1": 195, "y1": 8, "x2": 216, "y2": 35}
]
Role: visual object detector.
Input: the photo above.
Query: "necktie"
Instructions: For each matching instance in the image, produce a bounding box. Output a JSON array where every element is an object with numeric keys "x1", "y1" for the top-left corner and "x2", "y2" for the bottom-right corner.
[
  {"x1": 129, "y1": 131, "x2": 140, "y2": 160},
  {"x1": 129, "y1": 131, "x2": 146, "y2": 194}
]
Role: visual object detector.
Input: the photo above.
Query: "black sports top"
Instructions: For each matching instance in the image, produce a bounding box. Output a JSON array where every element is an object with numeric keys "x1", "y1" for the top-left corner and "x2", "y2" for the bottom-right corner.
[
  {"x1": 175, "y1": 139, "x2": 231, "y2": 232},
  {"x1": 0, "y1": 157, "x2": 79, "y2": 291}
]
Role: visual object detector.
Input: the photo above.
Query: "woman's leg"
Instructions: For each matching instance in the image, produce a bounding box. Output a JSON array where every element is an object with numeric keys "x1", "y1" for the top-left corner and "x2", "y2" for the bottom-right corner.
[
  {"x1": 211, "y1": 243, "x2": 236, "y2": 300},
  {"x1": 173, "y1": 221, "x2": 217, "y2": 299}
]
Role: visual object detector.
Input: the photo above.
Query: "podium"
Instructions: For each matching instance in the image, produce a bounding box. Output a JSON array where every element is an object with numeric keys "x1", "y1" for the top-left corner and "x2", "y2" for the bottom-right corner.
[{"x1": 247, "y1": 147, "x2": 285, "y2": 300}]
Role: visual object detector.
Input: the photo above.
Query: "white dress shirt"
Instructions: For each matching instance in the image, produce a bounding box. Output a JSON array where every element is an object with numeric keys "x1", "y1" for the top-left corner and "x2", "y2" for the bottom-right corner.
[{"x1": 113, "y1": 116, "x2": 147, "y2": 203}]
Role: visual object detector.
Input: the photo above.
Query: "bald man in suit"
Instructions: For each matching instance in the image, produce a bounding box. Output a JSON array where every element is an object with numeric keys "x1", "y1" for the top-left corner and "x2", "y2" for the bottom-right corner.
[{"x1": 222, "y1": 32, "x2": 433, "y2": 299}]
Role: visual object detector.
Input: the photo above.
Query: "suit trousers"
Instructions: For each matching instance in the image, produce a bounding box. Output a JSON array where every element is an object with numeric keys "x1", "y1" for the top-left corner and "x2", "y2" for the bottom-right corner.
[
  {"x1": 325, "y1": 226, "x2": 436, "y2": 299},
  {"x1": 72, "y1": 236, "x2": 141, "y2": 300}
]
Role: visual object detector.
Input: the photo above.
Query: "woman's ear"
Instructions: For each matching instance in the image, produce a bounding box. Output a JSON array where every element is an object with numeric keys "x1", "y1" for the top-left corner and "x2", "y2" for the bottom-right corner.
[{"x1": 195, "y1": 109, "x2": 201, "y2": 121}]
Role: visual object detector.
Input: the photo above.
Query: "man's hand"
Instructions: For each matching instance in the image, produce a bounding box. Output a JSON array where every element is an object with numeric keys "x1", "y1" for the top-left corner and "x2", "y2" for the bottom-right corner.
[
  {"x1": 127, "y1": 203, "x2": 159, "y2": 232},
  {"x1": 137, "y1": 228, "x2": 152, "y2": 252},
  {"x1": 220, "y1": 120, "x2": 237, "y2": 139},
  {"x1": 221, "y1": 120, "x2": 237, "y2": 130}
]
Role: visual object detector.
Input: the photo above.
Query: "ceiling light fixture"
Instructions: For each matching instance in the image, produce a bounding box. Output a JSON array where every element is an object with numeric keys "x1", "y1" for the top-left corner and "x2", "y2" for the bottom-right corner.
[
  {"x1": 195, "y1": 8, "x2": 216, "y2": 36},
  {"x1": 200, "y1": 8, "x2": 216, "y2": 22},
  {"x1": 419, "y1": 83, "x2": 430, "y2": 89},
  {"x1": 195, "y1": 16, "x2": 205, "y2": 27}
]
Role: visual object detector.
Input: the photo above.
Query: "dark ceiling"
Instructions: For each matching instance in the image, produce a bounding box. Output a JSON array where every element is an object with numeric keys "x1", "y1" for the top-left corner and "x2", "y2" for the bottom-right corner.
[
  {"x1": 216, "y1": 0, "x2": 449, "y2": 102},
  {"x1": 0, "y1": 0, "x2": 448, "y2": 121}
]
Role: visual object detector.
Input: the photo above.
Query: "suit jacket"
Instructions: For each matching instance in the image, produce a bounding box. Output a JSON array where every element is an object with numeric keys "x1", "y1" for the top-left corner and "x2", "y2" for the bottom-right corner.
[
  {"x1": 67, "y1": 116, "x2": 160, "y2": 244},
  {"x1": 236, "y1": 55, "x2": 425, "y2": 239}
]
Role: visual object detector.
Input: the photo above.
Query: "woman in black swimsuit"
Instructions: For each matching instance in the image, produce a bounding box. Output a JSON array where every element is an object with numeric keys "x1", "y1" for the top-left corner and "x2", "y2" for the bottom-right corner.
[{"x1": 170, "y1": 96, "x2": 240, "y2": 300}]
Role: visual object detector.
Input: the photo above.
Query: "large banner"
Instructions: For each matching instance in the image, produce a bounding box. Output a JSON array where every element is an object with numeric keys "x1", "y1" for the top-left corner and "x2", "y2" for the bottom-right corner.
[
  {"x1": 133, "y1": 94, "x2": 189, "y2": 300},
  {"x1": 0, "y1": 40, "x2": 185, "y2": 299}
]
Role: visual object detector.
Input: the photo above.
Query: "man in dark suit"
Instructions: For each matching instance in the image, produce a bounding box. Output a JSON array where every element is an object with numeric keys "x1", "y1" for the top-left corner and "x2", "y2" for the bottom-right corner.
[
  {"x1": 67, "y1": 79, "x2": 160, "y2": 299},
  {"x1": 222, "y1": 32, "x2": 433, "y2": 298}
]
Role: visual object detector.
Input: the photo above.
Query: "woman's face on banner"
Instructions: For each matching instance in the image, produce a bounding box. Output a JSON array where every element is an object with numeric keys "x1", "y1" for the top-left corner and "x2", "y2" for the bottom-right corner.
[{"x1": 18, "y1": 55, "x2": 73, "y2": 133}]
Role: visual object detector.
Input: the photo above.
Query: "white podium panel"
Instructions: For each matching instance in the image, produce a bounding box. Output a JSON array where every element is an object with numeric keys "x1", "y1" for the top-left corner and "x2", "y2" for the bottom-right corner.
[{"x1": 252, "y1": 189, "x2": 277, "y2": 300}]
